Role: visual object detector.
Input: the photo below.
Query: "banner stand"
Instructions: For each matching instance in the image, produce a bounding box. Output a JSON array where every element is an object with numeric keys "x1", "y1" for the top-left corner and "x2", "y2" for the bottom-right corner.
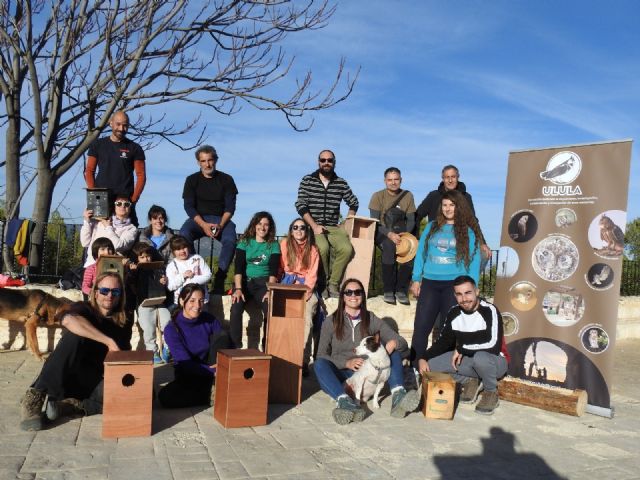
[{"x1": 585, "y1": 404, "x2": 614, "y2": 419}]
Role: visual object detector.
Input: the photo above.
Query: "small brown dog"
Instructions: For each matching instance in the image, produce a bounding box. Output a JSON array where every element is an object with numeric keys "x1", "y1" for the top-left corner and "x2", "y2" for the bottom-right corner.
[{"x1": 0, "y1": 288, "x2": 71, "y2": 359}]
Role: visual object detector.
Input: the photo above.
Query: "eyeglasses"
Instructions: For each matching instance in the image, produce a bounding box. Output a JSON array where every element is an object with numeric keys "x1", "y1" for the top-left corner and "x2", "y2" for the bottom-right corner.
[
  {"x1": 343, "y1": 289, "x2": 363, "y2": 297},
  {"x1": 291, "y1": 224, "x2": 307, "y2": 231},
  {"x1": 319, "y1": 157, "x2": 335, "y2": 164},
  {"x1": 114, "y1": 201, "x2": 131, "y2": 208},
  {"x1": 97, "y1": 287, "x2": 122, "y2": 297}
]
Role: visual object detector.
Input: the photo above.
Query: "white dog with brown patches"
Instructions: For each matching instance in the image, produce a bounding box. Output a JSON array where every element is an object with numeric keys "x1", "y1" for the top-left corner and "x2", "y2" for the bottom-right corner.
[{"x1": 345, "y1": 332, "x2": 391, "y2": 408}]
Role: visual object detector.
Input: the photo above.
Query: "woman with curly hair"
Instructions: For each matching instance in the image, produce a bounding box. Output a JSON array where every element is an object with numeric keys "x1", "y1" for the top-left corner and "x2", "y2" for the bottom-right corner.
[
  {"x1": 230, "y1": 211, "x2": 281, "y2": 349},
  {"x1": 410, "y1": 190, "x2": 482, "y2": 364}
]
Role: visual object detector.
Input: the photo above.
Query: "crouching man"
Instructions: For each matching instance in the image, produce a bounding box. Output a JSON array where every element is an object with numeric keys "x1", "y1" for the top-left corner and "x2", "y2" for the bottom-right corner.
[
  {"x1": 20, "y1": 272, "x2": 131, "y2": 431},
  {"x1": 418, "y1": 275, "x2": 509, "y2": 415}
]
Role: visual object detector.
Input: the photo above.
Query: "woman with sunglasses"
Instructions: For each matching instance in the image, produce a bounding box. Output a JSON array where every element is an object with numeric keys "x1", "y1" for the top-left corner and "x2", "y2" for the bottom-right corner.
[
  {"x1": 279, "y1": 218, "x2": 320, "y2": 374},
  {"x1": 410, "y1": 190, "x2": 482, "y2": 365},
  {"x1": 230, "y1": 211, "x2": 281, "y2": 349},
  {"x1": 20, "y1": 272, "x2": 131, "y2": 431},
  {"x1": 80, "y1": 192, "x2": 138, "y2": 267},
  {"x1": 158, "y1": 284, "x2": 231, "y2": 408},
  {"x1": 315, "y1": 278, "x2": 419, "y2": 425}
]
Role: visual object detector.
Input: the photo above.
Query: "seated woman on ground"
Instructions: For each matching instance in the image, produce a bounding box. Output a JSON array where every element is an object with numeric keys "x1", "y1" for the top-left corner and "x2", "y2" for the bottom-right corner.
[
  {"x1": 315, "y1": 278, "x2": 419, "y2": 425},
  {"x1": 20, "y1": 272, "x2": 131, "y2": 431},
  {"x1": 279, "y1": 218, "x2": 320, "y2": 375},
  {"x1": 158, "y1": 284, "x2": 231, "y2": 408},
  {"x1": 230, "y1": 211, "x2": 280, "y2": 349}
]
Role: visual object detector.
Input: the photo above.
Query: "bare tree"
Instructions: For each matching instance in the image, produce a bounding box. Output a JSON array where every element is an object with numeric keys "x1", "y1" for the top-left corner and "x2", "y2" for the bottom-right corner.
[{"x1": 0, "y1": 0, "x2": 357, "y2": 270}]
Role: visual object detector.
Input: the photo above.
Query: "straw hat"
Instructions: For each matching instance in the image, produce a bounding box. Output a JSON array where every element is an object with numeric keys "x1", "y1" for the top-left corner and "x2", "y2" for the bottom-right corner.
[{"x1": 396, "y1": 233, "x2": 418, "y2": 263}]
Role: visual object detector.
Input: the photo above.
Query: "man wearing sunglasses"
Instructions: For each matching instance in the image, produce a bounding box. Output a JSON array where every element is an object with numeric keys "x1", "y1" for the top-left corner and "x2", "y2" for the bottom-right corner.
[
  {"x1": 295, "y1": 149, "x2": 359, "y2": 298},
  {"x1": 84, "y1": 110, "x2": 146, "y2": 226},
  {"x1": 20, "y1": 272, "x2": 132, "y2": 431},
  {"x1": 179, "y1": 145, "x2": 239, "y2": 294}
]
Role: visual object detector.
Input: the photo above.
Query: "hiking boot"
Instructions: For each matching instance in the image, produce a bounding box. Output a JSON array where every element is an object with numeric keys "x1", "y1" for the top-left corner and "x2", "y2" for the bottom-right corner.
[
  {"x1": 460, "y1": 378, "x2": 483, "y2": 404},
  {"x1": 45, "y1": 397, "x2": 86, "y2": 421},
  {"x1": 332, "y1": 395, "x2": 365, "y2": 425},
  {"x1": 383, "y1": 292, "x2": 396, "y2": 305},
  {"x1": 153, "y1": 352, "x2": 163, "y2": 364},
  {"x1": 395, "y1": 292, "x2": 410, "y2": 305},
  {"x1": 327, "y1": 284, "x2": 340, "y2": 299},
  {"x1": 475, "y1": 390, "x2": 499, "y2": 415},
  {"x1": 20, "y1": 387, "x2": 46, "y2": 431},
  {"x1": 390, "y1": 387, "x2": 420, "y2": 418}
]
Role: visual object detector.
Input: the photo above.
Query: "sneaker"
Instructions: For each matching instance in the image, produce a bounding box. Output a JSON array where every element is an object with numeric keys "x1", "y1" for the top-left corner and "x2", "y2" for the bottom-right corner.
[
  {"x1": 161, "y1": 345, "x2": 172, "y2": 363},
  {"x1": 383, "y1": 292, "x2": 397, "y2": 305},
  {"x1": 332, "y1": 395, "x2": 365, "y2": 425},
  {"x1": 395, "y1": 292, "x2": 410, "y2": 306},
  {"x1": 20, "y1": 387, "x2": 46, "y2": 431},
  {"x1": 475, "y1": 390, "x2": 499, "y2": 415},
  {"x1": 390, "y1": 387, "x2": 420, "y2": 418},
  {"x1": 45, "y1": 398, "x2": 85, "y2": 421},
  {"x1": 460, "y1": 378, "x2": 483, "y2": 404},
  {"x1": 153, "y1": 352, "x2": 163, "y2": 364},
  {"x1": 327, "y1": 284, "x2": 340, "y2": 299}
]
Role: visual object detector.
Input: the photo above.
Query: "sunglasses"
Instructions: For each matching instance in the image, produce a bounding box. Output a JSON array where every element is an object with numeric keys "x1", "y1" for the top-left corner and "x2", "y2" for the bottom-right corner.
[
  {"x1": 114, "y1": 201, "x2": 131, "y2": 207},
  {"x1": 343, "y1": 289, "x2": 364, "y2": 297},
  {"x1": 291, "y1": 224, "x2": 307, "y2": 231},
  {"x1": 319, "y1": 157, "x2": 335, "y2": 164},
  {"x1": 97, "y1": 287, "x2": 122, "y2": 297}
]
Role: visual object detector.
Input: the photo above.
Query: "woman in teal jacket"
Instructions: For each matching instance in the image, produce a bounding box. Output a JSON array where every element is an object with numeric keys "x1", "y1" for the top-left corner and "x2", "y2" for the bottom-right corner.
[{"x1": 410, "y1": 190, "x2": 482, "y2": 365}]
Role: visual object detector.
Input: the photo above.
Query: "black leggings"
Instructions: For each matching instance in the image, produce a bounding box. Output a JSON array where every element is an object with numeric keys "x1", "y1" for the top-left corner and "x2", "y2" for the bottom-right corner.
[
  {"x1": 229, "y1": 277, "x2": 269, "y2": 349},
  {"x1": 158, "y1": 331, "x2": 231, "y2": 408}
]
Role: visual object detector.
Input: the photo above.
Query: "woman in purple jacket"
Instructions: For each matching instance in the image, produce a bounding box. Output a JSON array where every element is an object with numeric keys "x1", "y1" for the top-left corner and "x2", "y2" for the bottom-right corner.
[{"x1": 158, "y1": 284, "x2": 231, "y2": 408}]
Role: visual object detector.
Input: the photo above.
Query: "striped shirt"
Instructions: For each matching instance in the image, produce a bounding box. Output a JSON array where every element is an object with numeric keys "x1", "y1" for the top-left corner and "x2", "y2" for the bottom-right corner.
[{"x1": 295, "y1": 170, "x2": 359, "y2": 226}]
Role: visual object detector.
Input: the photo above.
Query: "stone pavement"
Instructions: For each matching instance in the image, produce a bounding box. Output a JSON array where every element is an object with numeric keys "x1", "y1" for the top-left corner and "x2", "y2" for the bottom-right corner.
[{"x1": 1, "y1": 340, "x2": 639, "y2": 480}]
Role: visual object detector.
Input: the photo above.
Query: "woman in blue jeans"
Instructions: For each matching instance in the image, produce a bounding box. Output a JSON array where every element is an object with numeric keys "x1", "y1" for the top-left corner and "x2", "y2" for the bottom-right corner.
[{"x1": 315, "y1": 278, "x2": 419, "y2": 425}]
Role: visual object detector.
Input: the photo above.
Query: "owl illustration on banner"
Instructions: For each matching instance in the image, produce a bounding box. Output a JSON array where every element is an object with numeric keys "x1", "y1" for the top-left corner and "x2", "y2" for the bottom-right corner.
[{"x1": 599, "y1": 215, "x2": 624, "y2": 254}]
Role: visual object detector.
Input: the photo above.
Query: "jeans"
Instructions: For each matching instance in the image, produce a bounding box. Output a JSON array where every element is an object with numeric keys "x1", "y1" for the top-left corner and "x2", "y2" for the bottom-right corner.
[
  {"x1": 314, "y1": 350, "x2": 405, "y2": 400},
  {"x1": 428, "y1": 350, "x2": 508, "y2": 392},
  {"x1": 179, "y1": 215, "x2": 237, "y2": 272}
]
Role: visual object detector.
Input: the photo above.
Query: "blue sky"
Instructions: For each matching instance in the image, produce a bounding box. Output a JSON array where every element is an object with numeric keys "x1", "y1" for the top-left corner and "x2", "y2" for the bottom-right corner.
[{"x1": 12, "y1": 1, "x2": 640, "y2": 247}]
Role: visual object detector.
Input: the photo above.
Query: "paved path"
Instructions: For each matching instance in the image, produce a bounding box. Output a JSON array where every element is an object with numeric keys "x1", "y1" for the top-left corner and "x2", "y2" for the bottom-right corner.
[{"x1": 1, "y1": 340, "x2": 639, "y2": 480}]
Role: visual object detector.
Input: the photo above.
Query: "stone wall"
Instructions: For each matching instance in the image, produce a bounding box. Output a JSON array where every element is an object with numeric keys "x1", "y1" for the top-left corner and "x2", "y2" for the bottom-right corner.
[{"x1": 1, "y1": 285, "x2": 639, "y2": 356}]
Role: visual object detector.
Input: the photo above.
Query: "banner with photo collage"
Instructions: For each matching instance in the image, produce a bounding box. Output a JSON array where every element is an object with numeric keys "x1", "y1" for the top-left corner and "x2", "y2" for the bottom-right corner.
[{"x1": 493, "y1": 140, "x2": 632, "y2": 415}]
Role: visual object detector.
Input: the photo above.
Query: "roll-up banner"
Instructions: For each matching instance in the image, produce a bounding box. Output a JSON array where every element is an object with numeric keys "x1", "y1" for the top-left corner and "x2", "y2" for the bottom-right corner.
[{"x1": 494, "y1": 140, "x2": 632, "y2": 417}]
